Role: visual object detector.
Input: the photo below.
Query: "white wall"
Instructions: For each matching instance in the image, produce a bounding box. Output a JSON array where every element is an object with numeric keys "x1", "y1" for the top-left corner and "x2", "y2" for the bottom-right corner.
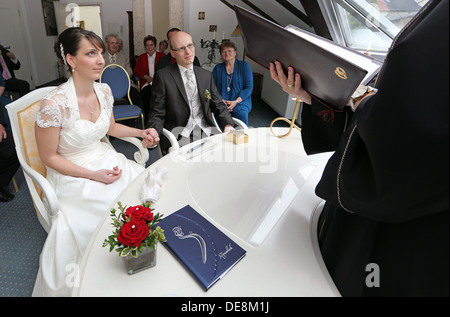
[
  {"x1": 19, "y1": 0, "x2": 59, "y2": 87},
  {"x1": 20, "y1": 0, "x2": 134, "y2": 86},
  {"x1": 184, "y1": 0, "x2": 245, "y2": 70}
]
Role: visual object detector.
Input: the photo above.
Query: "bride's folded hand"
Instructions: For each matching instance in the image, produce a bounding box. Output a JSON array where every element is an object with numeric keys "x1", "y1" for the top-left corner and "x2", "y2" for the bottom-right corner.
[{"x1": 93, "y1": 166, "x2": 122, "y2": 184}]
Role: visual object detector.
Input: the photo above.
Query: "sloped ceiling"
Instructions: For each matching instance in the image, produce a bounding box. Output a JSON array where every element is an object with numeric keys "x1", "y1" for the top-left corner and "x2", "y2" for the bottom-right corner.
[{"x1": 219, "y1": 0, "x2": 332, "y2": 39}]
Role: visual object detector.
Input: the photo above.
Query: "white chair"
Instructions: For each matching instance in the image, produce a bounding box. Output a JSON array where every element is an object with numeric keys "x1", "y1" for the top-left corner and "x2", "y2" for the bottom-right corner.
[
  {"x1": 158, "y1": 128, "x2": 180, "y2": 157},
  {"x1": 6, "y1": 87, "x2": 150, "y2": 232},
  {"x1": 210, "y1": 112, "x2": 248, "y2": 132}
]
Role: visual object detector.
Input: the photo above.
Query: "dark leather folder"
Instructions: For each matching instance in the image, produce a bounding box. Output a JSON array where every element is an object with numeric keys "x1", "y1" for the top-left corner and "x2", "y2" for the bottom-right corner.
[{"x1": 234, "y1": 5, "x2": 381, "y2": 109}]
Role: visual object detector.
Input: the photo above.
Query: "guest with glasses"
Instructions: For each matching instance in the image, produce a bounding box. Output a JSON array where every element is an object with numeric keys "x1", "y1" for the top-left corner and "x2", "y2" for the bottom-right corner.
[
  {"x1": 213, "y1": 41, "x2": 253, "y2": 126},
  {"x1": 147, "y1": 31, "x2": 234, "y2": 153},
  {"x1": 155, "y1": 28, "x2": 201, "y2": 72},
  {"x1": 173, "y1": 44, "x2": 193, "y2": 52},
  {"x1": 103, "y1": 34, "x2": 142, "y2": 110}
]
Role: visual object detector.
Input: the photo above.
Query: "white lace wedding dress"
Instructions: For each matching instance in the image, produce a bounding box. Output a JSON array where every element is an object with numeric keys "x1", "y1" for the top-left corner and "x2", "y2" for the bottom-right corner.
[{"x1": 32, "y1": 77, "x2": 145, "y2": 296}]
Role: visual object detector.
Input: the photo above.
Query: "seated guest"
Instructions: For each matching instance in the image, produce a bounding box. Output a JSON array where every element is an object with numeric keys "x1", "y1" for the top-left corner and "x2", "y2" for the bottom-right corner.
[
  {"x1": 0, "y1": 72, "x2": 12, "y2": 129},
  {"x1": 104, "y1": 34, "x2": 133, "y2": 75},
  {"x1": 0, "y1": 42, "x2": 30, "y2": 97},
  {"x1": 0, "y1": 72, "x2": 20, "y2": 202},
  {"x1": 103, "y1": 34, "x2": 141, "y2": 109},
  {"x1": 155, "y1": 28, "x2": 201, "y2": 72},
  {"x1": 147, "y1": 31, "x2": 234, "y2": 153},
  {"x1": 213, "y1": 41, "x2": 253, "y2": 126},
  {"x1": 133, "y1": 35, "x2": 165, "y2": 119},
  {"x1": 158, "y1": 40, "x2": 168, "y2": 53}
]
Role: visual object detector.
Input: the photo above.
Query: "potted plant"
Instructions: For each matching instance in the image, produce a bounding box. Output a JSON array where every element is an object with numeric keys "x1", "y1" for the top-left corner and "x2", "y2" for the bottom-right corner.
[{"x1": 103, "y1": 201, "x2": 166, "y2": 274}]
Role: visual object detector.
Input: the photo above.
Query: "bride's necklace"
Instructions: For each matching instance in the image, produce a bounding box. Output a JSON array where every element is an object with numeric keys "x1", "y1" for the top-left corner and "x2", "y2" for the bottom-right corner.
[
  {"x1": 79, "y1": 96, "x2": 97, "y2": 116},
  {"x1": 82, "y1": 100, "x2": 96, "y2": 115},
  {"x1": 87, "y1": 103, "x2": 95, "y2": 115}
]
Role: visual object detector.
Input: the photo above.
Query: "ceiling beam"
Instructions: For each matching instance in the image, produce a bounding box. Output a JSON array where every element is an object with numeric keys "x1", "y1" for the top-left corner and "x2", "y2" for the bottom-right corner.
[
  {"x1": 219, "y1": 0, "x2": 278, "y2": 25},
  {"x1": 242, "y1": 0, "x2": 279, "y2": 25},
  {"x1": 275, "y1": 0, "x2": 312, "y2": 27},
  {"x1": 299, "y1": 0, "x2": 332, "y2": 39},
  {"x1": 218, "y1": 0, "x2": 234, "y2": 11}
]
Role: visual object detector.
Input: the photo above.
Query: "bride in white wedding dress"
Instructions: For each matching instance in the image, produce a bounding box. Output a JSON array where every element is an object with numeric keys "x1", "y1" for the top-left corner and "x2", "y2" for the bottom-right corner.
[{"x1": 33, "y1": 27, "x2": 159, "y2": 296}]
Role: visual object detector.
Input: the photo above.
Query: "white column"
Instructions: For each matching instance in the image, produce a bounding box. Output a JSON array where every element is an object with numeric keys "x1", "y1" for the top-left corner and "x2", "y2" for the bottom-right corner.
[
  {"x1": 169, "y1": 0, "x2": 184, "y2": 30},
  {"x1": 132, "y1": 0, "x2": 146, "y2": 55}
]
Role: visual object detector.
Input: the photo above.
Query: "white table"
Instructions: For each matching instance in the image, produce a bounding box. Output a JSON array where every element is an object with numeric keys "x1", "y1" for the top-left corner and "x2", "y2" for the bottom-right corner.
[{"x1": 72, "y1": 128, "x2": 340, "y2": 297}]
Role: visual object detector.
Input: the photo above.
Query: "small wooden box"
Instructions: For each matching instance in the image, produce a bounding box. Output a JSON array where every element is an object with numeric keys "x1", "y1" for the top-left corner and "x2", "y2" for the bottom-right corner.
[{"x1": 226, "y1": 130, "x2": 249, "y2": 144}]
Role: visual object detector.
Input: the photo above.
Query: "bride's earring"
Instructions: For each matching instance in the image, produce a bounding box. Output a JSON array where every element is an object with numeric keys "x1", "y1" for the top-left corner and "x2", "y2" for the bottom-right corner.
[{"x1": 67, "y1": 55, "x2": 75, "y2": 73}]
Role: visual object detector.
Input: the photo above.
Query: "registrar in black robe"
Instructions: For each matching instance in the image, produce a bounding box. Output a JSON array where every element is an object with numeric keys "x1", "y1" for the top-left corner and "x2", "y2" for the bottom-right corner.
[{"x1": 301, "y1": 0, "x2": 449, "y2": 296}]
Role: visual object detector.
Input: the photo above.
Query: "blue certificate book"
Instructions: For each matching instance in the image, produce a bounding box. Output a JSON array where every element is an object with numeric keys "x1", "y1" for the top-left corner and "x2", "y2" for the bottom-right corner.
[{"x1": 159, "y1": 205, "x2": 246, "y2": 291}]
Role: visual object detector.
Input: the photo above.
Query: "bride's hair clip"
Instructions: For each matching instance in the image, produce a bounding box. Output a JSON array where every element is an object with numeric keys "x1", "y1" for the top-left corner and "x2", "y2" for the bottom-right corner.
[{"x1": 60, "y1": 43, "x2": 67, "y2": 66}]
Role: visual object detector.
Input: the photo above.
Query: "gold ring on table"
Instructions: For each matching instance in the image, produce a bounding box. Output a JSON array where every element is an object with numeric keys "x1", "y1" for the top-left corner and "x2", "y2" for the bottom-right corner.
[{"x1": 269, "y1": 98, "x2": 302, "y2": 138}]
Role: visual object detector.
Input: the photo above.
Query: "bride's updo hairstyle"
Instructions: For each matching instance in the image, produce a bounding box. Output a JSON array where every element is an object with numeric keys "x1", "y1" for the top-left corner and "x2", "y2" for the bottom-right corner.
[{"x1": 55, "y1": 27, "x2": 105, "y2": 72}]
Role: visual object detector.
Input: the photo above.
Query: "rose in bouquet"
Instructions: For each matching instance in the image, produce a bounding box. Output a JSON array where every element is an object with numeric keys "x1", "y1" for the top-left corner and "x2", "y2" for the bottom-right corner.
[{"x1": 103, "y1": 201, "x2": 166, "y2": 258}]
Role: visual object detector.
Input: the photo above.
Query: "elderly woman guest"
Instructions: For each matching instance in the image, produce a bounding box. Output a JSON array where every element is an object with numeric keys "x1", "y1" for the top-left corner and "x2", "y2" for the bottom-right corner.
[
  {"x1": 34, "y1": 27, "x2": 159, "y2": 296},
  {"x1": 213, "y1": 41, "x2": 253, "y2": 126},
  {"x1": 134, "y1": 35, "x2": 166, "y2": 120}
]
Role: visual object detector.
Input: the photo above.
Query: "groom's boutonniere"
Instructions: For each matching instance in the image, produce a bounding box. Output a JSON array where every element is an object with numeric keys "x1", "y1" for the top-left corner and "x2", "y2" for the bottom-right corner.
[{"x1": 205, "y1": 89, "x2": 211, "y2": 102}]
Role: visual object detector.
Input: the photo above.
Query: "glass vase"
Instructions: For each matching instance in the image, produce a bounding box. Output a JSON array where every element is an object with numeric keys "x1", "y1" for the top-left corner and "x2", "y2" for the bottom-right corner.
[{"x1": 123, "y1": 244, "x2": 157, "y2": 275}]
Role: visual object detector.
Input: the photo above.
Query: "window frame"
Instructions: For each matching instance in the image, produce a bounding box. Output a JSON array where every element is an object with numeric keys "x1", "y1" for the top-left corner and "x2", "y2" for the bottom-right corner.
[{"x1": 317, "y1": 0, "x2": 421, "y2": 56}]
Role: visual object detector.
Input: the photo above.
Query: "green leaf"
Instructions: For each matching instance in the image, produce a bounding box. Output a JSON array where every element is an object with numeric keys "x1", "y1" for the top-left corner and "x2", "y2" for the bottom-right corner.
[{"x1": 119, "y1": 247, "x2": 131, "y2": 257}]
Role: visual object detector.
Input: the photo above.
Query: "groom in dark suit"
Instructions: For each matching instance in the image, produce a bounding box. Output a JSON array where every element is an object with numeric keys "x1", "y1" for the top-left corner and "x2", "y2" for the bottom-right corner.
[{"x1": 147, "y1": 31, "x2": 234, "y2": 152}]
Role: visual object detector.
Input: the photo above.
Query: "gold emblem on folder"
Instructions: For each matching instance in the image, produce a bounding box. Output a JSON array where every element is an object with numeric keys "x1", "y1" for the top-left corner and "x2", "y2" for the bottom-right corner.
[{"x1": 335, "y1": 67, "x2": 347, "y2": 79}]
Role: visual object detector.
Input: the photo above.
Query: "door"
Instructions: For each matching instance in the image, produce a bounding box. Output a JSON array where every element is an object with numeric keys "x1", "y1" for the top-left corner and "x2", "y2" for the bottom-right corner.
[{"x1": 0, "y1": 0, "x2": 34, "y2": 88}]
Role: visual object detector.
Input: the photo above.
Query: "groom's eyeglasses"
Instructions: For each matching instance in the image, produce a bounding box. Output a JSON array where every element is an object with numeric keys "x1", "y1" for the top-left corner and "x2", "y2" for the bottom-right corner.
[{"x1": 171, "y1": 43, "x2": 195, "y2": 53}]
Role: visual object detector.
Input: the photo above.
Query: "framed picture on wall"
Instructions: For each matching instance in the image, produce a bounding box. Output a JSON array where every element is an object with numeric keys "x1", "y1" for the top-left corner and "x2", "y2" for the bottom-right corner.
[{"x1": 41, "y1": 0, "x2": 58, "y2": 36}]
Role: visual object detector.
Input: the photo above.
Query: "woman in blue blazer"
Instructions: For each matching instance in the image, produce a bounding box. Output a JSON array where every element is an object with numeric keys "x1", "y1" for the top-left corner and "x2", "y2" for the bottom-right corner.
[{"x1": 213, "y1": 41, "x2": 253, "y2": 125}]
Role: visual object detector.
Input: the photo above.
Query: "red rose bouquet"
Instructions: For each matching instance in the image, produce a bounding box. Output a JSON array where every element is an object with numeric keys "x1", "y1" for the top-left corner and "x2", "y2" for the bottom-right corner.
[{"x1": 103, "y1": 201, "x2": 166, "y2": 258}]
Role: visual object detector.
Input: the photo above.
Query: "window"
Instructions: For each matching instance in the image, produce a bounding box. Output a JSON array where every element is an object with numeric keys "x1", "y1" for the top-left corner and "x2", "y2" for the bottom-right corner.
[{"x1": 319, "y1": 0, "x2": 430, "y2": 54}]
